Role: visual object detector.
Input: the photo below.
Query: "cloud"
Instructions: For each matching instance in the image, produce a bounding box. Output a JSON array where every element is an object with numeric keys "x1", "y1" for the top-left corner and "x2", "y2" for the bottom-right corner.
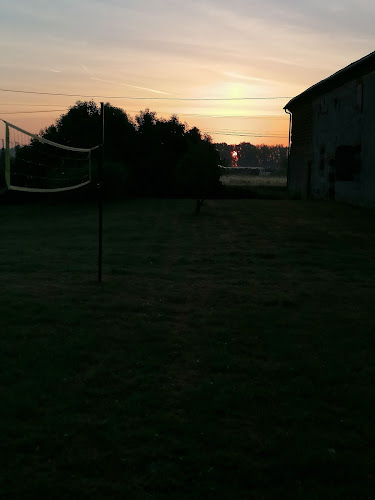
[
  {"x1": 1, "y1": 0, "x2": 374, "y2": 120},
  {"x1": 196, "y1": 0, "x2": 375, "y2": 39}
]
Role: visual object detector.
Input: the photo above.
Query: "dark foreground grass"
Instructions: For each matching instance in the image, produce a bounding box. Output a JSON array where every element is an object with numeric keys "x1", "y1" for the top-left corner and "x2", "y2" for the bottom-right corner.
[{"x1": 1, "y1": 198, "x2": 375, "y2": 499}]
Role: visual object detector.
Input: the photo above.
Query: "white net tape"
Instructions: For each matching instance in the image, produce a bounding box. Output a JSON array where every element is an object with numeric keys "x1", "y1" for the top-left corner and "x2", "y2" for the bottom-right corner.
[{"x1": 2, "y1": 120, "x2": 100, "y2": 193}]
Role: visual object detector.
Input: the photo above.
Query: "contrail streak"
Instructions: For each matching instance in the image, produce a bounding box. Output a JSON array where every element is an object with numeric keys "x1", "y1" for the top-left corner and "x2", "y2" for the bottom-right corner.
[
  {"x1": 223, "y1": 72, "x2": 270, "y2": 83},
  {"x1": 89, "y1": 76, "x2": 170, "y2": 95}
]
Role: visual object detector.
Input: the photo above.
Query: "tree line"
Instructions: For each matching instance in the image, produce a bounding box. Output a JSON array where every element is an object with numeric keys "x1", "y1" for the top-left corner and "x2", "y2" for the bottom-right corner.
[{"x1": 216, "y1": 142, "x2": 287, "y2": 172}]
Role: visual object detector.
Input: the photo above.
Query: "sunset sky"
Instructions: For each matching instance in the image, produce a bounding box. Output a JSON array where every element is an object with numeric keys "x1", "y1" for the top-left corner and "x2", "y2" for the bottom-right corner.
[{"x1": 0, "y1": 0, "x2": 374, "y2": 146}]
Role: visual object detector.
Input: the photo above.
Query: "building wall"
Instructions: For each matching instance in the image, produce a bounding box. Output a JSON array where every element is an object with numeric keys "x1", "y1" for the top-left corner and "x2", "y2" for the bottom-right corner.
[
  {"x1": 360, "y1": 71, "x2": 375, "y2": 205},
  {"x1": 288, "y1": 102, "x2": 313, "y2": 198},
  {"x1": 310, "y1": 70, "x2": 375, "y2": 206}
]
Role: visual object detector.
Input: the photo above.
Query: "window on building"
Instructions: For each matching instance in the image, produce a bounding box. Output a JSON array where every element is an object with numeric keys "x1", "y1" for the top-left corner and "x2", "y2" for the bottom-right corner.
[{"x1": 335, "y1": 145, "x2": 361, "y2": 181}]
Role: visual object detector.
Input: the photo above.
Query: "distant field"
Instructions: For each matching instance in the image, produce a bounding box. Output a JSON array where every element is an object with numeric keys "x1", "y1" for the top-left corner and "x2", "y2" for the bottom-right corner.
[
  {"x1": 221, "y1": 173, "x2": 287, "y2": 187},
  {"x1": 1, "y1": 198, "x2": 374, "y2": 499}
]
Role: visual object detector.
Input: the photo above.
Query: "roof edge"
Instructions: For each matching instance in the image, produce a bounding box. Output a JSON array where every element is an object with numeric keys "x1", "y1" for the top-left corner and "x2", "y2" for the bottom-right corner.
[{"x1": 284, "y1": 50, "x2": 375, "y2": 110}]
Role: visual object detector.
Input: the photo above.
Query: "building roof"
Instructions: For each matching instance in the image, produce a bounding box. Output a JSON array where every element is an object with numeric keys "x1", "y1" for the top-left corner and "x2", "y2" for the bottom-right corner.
[{"x1": 284, "y1": 50, "x2": 375, "y2": 111}]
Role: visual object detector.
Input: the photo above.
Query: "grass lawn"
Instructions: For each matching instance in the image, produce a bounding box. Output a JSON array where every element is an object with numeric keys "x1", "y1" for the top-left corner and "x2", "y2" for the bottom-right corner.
[
  {"x1": 1, "y1": 198, "x2": 374, "y2": 499},
  {"x1": 220, "y1": 175, "x2": 288, "y2": 200}
]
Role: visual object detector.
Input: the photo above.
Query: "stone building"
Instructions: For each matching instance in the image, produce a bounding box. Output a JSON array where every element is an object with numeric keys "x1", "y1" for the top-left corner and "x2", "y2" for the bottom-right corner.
[{"x1": 284, "y1": 50, "x2": 375, "y2": 206}]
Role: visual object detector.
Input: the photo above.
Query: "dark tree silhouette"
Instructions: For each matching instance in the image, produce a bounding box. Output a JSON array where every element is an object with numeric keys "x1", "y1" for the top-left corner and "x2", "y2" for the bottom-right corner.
[
  {"x1": 42, "y1": 101, "x2": 101, "y2": 149},
  {"x1": 133, "y1": 110, "x2": 221, "y2": 199},
  {"x1": 175, "y1": 128, "x2": 221, "y2": 211}
]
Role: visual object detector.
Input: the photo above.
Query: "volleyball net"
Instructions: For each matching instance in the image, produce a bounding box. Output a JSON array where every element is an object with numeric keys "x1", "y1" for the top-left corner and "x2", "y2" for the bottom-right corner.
[{"x1": 1, "y1": 120, "x2": 100, "y2": 193}]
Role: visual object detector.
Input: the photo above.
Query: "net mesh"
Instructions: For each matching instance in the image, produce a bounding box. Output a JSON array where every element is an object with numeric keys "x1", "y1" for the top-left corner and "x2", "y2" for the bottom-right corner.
[{"x1": 2, "y1": 120, "x2": 99, "y2": 193}]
